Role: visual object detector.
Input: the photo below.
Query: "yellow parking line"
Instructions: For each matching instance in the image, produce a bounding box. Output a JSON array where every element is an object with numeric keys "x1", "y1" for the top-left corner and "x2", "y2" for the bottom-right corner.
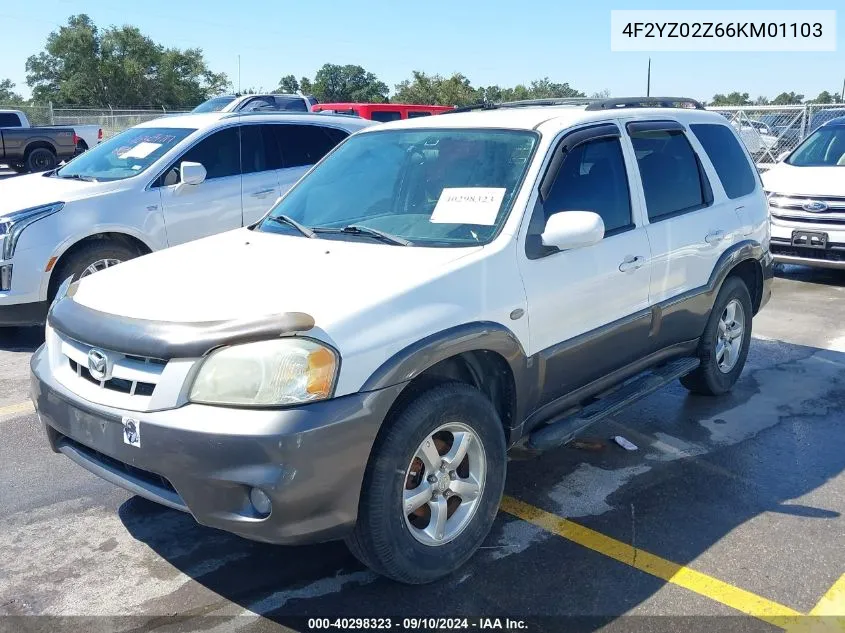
[
  {"x1": 500, "y1": 495, "x2": 803, "y2": 628},
  {"x1": 810, "y1": 574, "x2": 845, "y2": 617},
  {"x1": 0, "y1": 400, "x2": 34, "y2": 418}
]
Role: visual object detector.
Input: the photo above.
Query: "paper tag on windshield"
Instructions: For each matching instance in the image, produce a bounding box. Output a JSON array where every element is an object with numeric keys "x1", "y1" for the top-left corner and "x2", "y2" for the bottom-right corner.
[
  {"x1": 118, "y1": 142, "x2": 162, "y2": 159},
  {"x1": 429, "y1": 188, "x2": 506, "y2": 226}
]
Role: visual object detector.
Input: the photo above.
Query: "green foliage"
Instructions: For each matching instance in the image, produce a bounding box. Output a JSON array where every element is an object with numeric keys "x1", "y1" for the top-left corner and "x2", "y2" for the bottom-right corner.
[
  {"x1": 710, "y1": 92, "x2": 752, "y2": 106},
  {"x1": 309, "y1": 64, "x2": 388, "y2": 103},
  {"x1": 25, "y1": 14, "x2": 229, "y2": 108},
  {"x1": 276, "y1": 75, "x2": 300, "y2": 94},
  {"x1": 771, "y1": 91, "x2": 804, "y2": 105},
  {"x1": 0, "y1": 78, "x2": 22, "y2": 103},
  {"x1": 811, "y1": 91, "x2": 843, "y2": 104}
]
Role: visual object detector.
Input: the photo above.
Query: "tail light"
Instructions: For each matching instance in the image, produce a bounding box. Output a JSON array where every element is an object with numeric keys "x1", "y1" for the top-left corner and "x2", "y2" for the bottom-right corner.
[
  {"x1": 98, "y1": 128, "x2": 103, "y2": 140},
  {"x1": 72, "y1": 133, "x2": 80, "y2": 146}
]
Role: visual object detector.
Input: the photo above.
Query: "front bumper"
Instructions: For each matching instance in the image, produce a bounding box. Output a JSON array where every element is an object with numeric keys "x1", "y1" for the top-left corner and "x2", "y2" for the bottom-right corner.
[{"x1": 31, "y1": 345, "x2": 405, "y2": 545}]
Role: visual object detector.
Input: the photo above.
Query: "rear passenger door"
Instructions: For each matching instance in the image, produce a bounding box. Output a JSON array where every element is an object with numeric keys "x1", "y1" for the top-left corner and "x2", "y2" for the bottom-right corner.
[
  {"x1": 239, "y1": 124, "x2": 282, "y2": 226},
  {"x1": 624, "y1": 120, "x2": 741, "y2": 307},
  {"x1": 270, "y1": 124, "x2": 348, "y2": 194}
]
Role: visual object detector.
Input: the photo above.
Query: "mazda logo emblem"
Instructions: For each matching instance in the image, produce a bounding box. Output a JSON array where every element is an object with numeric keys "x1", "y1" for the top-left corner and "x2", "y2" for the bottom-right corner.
[
  {"x1": 87, "y1": 349, "x2": 111, "y2": 381},
  {"x1": 802, "y1": 200, "x2": 828, "y2": 213}
]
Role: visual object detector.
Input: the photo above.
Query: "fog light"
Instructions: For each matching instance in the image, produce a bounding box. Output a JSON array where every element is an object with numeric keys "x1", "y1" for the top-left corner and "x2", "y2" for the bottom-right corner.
[
  {"x1": 249, "y1": 487, "x2": 272, "y2": 516},
  {"x1": 0, "y1": 265, "x2": 11, "y2": 292}
]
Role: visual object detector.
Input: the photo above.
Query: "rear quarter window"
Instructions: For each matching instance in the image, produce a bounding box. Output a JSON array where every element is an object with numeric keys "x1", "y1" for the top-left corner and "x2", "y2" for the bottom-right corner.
[{"x1": 689, "y1": 123, "x2": 757, "y2": 199}]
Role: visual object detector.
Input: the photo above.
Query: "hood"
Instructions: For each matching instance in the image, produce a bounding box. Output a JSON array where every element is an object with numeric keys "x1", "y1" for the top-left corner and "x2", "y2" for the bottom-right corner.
[
  {"x1": 761, "y1": 163, "x2": 845, "y2": 197},
  {"x1": 0, "y1": 172, "x2": 125, "y2": 215},
  {"x1": 70, "y1": 228, "x2": 482, "y2": 325}
]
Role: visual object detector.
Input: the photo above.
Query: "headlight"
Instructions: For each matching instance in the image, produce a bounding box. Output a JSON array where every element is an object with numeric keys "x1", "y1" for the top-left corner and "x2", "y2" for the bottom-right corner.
[
  {"x1": 0, "y1": 202, "x2": 64, "y2": 260},
  {"x1": 189, "y1": 338, "x2": 338, "y2": 406}
]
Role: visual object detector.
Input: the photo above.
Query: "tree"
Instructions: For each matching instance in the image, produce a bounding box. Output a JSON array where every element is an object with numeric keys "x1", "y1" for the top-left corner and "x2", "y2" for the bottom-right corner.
[
  {"x1": 591, "y1": 89, "x2": 612, "y2": 99},
  {"x1": 299, "y1": 77, "x2": 313, "y2": 95},
  {"x1": 771, "y1": 91, "x2": 804, "y2": 105},
  {"x1": 0, "y1": 78, "x2": 22, "y2": 103},
  {"x1": 25, "y1": 14, "x2": 229, "y2": 107},
  {"x1": 811, "y1": 90, "x2": 842, "y2": 104},
  {"x1": 310, "y1": 64, "x2": 388, "y2": 103},
  {"x1": 753, "y1": 96, "x2": 770, "y2": 105},
  {"x1": 710, "y1": 92, "x2": 752, "y2": 106},
  {"x1": 276, "y1": 74, "x2": 299, "y2": 94}
]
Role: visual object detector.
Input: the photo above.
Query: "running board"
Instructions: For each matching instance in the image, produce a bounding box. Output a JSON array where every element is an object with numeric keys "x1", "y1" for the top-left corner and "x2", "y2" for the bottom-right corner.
[{"x1": 527, "y1": 357, "x2": 701, "y2": 452}]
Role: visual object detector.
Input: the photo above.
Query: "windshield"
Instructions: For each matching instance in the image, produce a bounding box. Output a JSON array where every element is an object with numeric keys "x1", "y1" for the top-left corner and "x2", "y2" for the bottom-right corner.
[
  {"x1": 257, "y1": 128, "x2": 538, "y2": 246},
  {"x1": 786, "y1": 126, "x2": 845, "y2": 167},
  {"x1": 55, "y1": 127, "x2": 195, "y2": 181},
  {"x1": 191, "y1": 96, "x2": 237, "y2": 113}
]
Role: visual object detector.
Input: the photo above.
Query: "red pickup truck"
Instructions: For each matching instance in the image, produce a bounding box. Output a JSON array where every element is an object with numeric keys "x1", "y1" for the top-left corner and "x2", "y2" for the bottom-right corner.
[{"x1": 311, "y1": 103, "x2": 454, "y2": 122}]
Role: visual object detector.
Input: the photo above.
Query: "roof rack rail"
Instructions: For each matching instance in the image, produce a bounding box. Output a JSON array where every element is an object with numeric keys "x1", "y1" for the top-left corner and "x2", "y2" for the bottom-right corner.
[
  {"x1": 584, "y1": 97, "x2": 705, "y2": 111},
  {"x1": 445, "y1": 98, "x2": 598, "y2": 114},
  {"x1": 220, "y1": 110, "x2": 349, "y2": 120}
]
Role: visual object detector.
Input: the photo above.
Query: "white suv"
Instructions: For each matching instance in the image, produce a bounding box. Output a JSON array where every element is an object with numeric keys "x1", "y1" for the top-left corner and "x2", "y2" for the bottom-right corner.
[
  {"x1": 761, "y1": 117, "x2": 845, "y2": 269},
  {"x1": 0, "y1": 111, "x2": 374, "y2": 325},
  {"x1": 31, "y1": 97, "x2": 772, "y2": 584}
]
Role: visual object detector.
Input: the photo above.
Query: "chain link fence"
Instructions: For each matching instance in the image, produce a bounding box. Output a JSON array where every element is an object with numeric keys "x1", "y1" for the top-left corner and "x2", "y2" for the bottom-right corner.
[
  {"x1": 704, "y1": 103, "x2": 845, "y2": 169},
  {"x1": 0, "y1": 103, "x2": 190, "y2": 139}
]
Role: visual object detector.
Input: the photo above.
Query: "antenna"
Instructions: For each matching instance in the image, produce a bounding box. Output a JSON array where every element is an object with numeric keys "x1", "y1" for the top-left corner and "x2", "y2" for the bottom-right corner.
[
  {"x1": 646, "y1": 58, "x2": 651, "y2": 97},
  {"x1": 237, "y1": 55, "x2": 241, "y2": 94}
]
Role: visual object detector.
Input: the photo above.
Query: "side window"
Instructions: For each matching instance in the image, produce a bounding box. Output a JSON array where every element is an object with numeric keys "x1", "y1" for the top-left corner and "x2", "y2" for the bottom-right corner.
[
  {"x1": 180, "y1": 127, "x2": 241, "y2": 180},
  {"x1": 322, "y1": 127, "x2": 349, "y2": 146},
  {"x1": 630, "y1": 129, "x2": 711, "y2": 221},
  {"x1": 408, "y1": 111, "x2": 432, "y2": 118},
  {"x1": 239, "y1": 97, "x2": 275, "y2": 112},
  {"x1": 273, "y1": 125, "x2": 345, "y2": 168},
  {"x1": 274, "y1": 96, "x2": 308, "y2": 112},
  {"x1": 240, "y1": 125, "x2": 276, "y2": 174},
  {"x1": 689, "y1": 124, "x2": 757, "y2": 199},
  {"x1": 541, "y1": 137, "x2": 633, "y2": 235},
  {"x1": 0, "y1": 113, "x2": 22, "y2": 127},
  {"x1": 371, "y1": 110, "x2": 402, "y2": 122}
]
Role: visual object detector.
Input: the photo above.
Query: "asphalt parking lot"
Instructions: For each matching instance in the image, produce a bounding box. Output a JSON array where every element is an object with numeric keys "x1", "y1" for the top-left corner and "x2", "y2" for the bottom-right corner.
[{"x1": 2, "y1": 267, "x2": 845, "y2": 632}]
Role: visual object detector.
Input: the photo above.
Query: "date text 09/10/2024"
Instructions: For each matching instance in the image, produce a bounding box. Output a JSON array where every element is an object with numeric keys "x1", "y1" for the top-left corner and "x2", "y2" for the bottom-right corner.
[{"x1": 306, "y1": 618, "x2": 528, "y2": 630}]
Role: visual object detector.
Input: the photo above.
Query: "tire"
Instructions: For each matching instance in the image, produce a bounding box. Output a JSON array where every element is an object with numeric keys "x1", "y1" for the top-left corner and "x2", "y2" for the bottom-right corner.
[
  {"x1": 75, "y1": 140, "x2": 88, "y2": 156},
  {"x1": 49, "y1": 241, "x2": 139, "y2": 301},
  {"x1": 346, "y1": 381, "x2": 507, "y2": 584},
  {"x1": 681, "y1": 276, "x2": 753, "y2": 396},
  {"x1": 25, "y1": 147, "x2": 57, "y2": 173}
]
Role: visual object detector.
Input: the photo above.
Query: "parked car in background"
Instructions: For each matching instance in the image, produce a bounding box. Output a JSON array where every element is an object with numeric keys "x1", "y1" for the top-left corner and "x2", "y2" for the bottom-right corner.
[
  {"x1": 0, "y1": 111, "x2": 374, "y2": 325},
  {"x1": 731, "y1": 119, "x2": 778, "y2": 156},
  {"x1": 311, "y1": 102, "x2": 454, "y2": 121},
  {"x1": 0, "y1": 118, "x2": 76, "y2": 174},
  {"x1": 0, "y1": 110, "x2": 103, "y2": 156},
  {"x1": 191, "y1": 93, "x2": 317, "y2": 114},
  {"x1": 762, "y1": 116, "x2": 845, "y2": 270},
  {"x1": 30, "y1": 97, "x2": 770, "y2": 584}
]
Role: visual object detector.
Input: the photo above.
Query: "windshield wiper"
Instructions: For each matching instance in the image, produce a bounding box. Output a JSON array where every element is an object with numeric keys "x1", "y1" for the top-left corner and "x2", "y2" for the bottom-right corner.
[
  {"x1": 313, "y1": 225, "x2": 412, "y2": 246},
  {"x1": 56, "y1": 173, "x2": 97, "y2": 182},
  {"x1": 264, "y1": 214, "x2": 316, "y2": 238}
]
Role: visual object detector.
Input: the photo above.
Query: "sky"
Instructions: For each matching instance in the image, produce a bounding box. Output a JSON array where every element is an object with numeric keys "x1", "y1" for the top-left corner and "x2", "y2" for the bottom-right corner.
[{"x1": 0, "y1": 0, "x2": 842, "y2": 103}]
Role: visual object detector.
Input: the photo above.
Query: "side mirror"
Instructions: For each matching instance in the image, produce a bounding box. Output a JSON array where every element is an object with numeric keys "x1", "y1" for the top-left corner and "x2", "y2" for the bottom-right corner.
[
  {"x1": 180, "y1": 161, "x2": 207, "y2": 186},
  {"x1": 541, "y1": 211, "x2": 605, "y2": 251},
  {"x1": 776, "y1": 151, "x2": 790, "y2": 163}
]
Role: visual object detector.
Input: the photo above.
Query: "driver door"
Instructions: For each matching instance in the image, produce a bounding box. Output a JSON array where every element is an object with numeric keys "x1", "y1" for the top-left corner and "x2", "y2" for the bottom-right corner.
[{"x1": 156, "y1": 126, "x2": 243, "y2": 246}]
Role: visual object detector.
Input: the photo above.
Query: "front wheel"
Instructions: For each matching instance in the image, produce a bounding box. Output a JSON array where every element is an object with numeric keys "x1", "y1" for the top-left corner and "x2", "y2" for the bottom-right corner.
[
  {"x1": 48, "y1": 241, "x2": 139, "y2": 301},
  {"x1": 681, "y1": 276, "x2": 753, "y2": 396},
  {"x1": 346, "y1": 382, "x2": 506, "y2": 584}
]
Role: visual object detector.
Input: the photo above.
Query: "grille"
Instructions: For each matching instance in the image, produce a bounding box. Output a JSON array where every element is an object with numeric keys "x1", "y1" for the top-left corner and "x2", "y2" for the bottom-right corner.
[
  {"x1": 769, "y1": 193, "x2": 845, "y2": 224},
  {"x1": 55, "y1": 332, "x2": 167, "y2": 408}
]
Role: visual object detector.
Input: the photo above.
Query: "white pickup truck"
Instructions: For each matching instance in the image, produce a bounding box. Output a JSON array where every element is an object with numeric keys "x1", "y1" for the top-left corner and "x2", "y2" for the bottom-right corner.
[{"x1": 0, "y1": 109, "x2": 102, "y2": 159}]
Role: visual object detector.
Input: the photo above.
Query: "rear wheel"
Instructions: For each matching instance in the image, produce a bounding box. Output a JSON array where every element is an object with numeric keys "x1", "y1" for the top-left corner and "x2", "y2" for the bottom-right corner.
[
  {"x1": 346, "y1": 382, "x2": 506, "y2": 584},
  {"x1": 25, "y1": 147, "x2": 57, "y2": 173},
  {"x1": 681, "y1": 276, "x2": 752, "y2": 396}
]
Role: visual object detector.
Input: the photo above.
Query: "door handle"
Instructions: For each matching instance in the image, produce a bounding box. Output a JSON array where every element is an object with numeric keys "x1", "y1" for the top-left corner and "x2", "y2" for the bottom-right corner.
[
  {"x1": 705, "y1": 230, "x2": 725, "y2": 245},
  {"x1": 619, "y1": 255, "x2": 646, "y2": 272},
  {"x1": 251, "y1": 188, "x2": 275, "y2": 198}
]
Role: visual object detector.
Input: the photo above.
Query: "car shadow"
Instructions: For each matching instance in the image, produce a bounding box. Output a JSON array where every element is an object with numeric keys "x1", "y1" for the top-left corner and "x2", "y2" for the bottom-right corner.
[
  {"x1": 119, "y1": 337, "x2": 845, "y2": 630},
  {"x1": 0, "y1": 326, "x2": 44, "y2": 353}
]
